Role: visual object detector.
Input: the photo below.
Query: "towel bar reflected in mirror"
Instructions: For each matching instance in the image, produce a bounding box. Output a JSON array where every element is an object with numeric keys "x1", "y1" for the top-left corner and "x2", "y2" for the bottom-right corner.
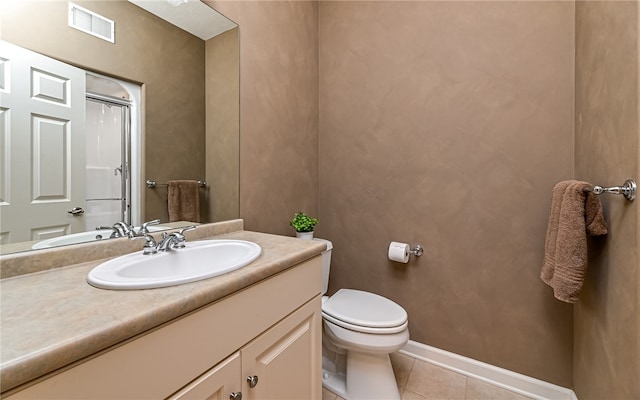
[
  {"x1": 583, "y1": 179, "x2": 636, "y2": 201},
  {"x1": 146, "y1": 180, "x2": 207, "y2": 188}
]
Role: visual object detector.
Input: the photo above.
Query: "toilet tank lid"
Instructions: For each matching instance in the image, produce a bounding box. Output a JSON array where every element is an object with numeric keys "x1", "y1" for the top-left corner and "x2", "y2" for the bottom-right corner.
[
  {"x1": 312, "y1": 238, "x2": 332, "y2": 251},
  {"x1": 322, "y1": 289, "x2": 407, "y2": 328}
]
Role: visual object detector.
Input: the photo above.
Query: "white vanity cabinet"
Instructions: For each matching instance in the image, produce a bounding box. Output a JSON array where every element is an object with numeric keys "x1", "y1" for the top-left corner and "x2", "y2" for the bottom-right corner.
[
  {"x1": 171, "y1": 297, "x2": 320, "y2": 400},
  {"x1": 6, "y1": 256, "x2": 322, "y2": 400}
]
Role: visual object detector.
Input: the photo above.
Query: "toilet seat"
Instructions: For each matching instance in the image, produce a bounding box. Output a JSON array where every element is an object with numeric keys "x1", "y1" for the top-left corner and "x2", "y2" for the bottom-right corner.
[
  {"x1": 322, "y1": 289, "x2": 408, "y2": 334},
  {"x1": 322, "y1": 312, "x2": 409, "y2": 334}
]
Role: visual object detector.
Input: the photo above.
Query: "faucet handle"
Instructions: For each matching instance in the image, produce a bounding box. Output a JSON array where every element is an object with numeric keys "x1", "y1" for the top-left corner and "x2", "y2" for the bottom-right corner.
[
  {"x1": 178, "y1": 225, "x2": 197, "y2": 235},
  {"x1": 130, "y1": 233, "x2": 158, "y2": 255},
  {"x1": 139, "y1": 219, "x2": 161, "y2": 235},
  {"x1": 170, "y1": 226, "x2": 196, "y2": 249},
  {"x1": 111, "y1": 222, "x2": 134, "y2": 238}
]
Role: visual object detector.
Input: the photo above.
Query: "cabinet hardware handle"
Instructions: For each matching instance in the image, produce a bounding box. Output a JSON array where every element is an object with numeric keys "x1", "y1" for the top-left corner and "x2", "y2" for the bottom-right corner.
[
  {"x1": 247, "y1": 375, "x2": 259, "y2": 388},
  {"x1": 230, "y1": 392, "x2": 242, "y2": 400}
]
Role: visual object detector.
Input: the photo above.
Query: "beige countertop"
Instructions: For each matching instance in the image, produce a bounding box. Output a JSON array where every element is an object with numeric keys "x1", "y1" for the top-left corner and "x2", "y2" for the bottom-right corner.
[{"x1": 0, "y1": 224, "x2": 325, "y2": 393}]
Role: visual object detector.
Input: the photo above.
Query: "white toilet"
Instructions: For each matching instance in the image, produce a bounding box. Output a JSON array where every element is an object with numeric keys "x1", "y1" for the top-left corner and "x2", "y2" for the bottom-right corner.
[{"x1": 315, "y1": 239, "x2": 410, "y2": 400}]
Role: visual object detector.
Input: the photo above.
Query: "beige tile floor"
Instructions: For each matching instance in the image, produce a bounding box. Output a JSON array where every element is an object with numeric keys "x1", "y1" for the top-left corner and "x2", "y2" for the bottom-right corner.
[{"x1": 322, "y1": 352, "x2": 536, "y2": 400}]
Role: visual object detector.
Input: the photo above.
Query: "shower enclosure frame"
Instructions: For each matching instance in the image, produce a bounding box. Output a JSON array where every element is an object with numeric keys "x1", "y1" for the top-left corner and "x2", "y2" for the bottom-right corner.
[{"x1": 85, "y1": 92, "x2": 132, "y2": 227}]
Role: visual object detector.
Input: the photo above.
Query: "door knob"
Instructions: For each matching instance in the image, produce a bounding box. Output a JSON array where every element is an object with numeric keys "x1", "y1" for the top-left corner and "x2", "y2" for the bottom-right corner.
[
  {"x1": 67, "y1": 207, "x2": 85, "y2": 215},
  {"x1": 230, "y1": 392, "x2": 242, "y2": 400},
  {"x1": 247, "y1": 375, "x2": 259, "y2": 388}
]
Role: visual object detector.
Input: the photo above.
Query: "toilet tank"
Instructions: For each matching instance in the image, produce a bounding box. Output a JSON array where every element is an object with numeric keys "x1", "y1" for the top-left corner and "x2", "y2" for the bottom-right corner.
[{"x1": 312, "y1": 238, "x2": 332, "y2": 295}]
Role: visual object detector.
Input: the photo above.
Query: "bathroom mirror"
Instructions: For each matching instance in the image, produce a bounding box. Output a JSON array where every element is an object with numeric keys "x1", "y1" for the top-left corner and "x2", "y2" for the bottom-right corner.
[{"x1": 0, "y1": 0, "x2": 239, "y2": 254}]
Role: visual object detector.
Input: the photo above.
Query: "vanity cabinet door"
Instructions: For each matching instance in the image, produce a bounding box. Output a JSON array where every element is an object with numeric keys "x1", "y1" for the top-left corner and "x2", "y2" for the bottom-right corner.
[
  {"x1": 168, "y1": 352, "x2": 242, "y2": 400},
  {"x1": 241, "y1": 296, "x2": 322, "y2": 400}
]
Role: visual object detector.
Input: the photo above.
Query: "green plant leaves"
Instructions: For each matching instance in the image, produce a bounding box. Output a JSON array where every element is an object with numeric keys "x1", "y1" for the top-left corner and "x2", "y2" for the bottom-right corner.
[{"x1": 289, "y1": 211, "x2": 318, "y2": 232}]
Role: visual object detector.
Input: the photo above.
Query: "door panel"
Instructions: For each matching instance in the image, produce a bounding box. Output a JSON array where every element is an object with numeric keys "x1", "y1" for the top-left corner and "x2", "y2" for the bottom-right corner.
[
  {"x1": 0, "y1": 107, "x2": 8, "y2": 206},
  {"x1": 0, "y1": 40, "x2": 86, "y2": 243},
  {"x1": 31, "y1": 68, "x2": 71, "y2": 105},
  {"x1": 31, "y1": 114, "x2": 68, "y2": 200},
  {"x1": 169, "y1": 352, "x2": 242, "y2": 400},
  {"x1": 31, "y1": 225, "x2": 67, "y2": 241},
  {"x1": 242, "y1": 298, "x2": 322, "y2": 400}
]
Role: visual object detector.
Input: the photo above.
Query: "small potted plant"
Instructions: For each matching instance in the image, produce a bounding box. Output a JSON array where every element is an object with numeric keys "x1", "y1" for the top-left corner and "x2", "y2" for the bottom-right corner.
[{"x1": 290, "y1": 211, "x2": 318, "y2": 240}]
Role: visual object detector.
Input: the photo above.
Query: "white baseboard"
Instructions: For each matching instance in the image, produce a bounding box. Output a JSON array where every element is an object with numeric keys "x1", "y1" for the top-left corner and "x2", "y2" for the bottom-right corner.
[{"x1": 400, "y1": 340, "x2": 577, "y2": 400}]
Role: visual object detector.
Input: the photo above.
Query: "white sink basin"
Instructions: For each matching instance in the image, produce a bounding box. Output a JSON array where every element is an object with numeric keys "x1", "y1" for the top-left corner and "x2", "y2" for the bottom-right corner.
[
  {"x1": 32, "y1": 225, "x2": 168, "y2": 249},
  {"x1": 87, "y1": 239, "x2": 262, "y2": 290}
]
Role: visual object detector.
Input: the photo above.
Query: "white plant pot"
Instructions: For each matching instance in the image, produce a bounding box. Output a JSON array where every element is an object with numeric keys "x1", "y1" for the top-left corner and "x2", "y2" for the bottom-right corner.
[{"x1": 296, "y1": 231, "x2": 314, "y2": 240}]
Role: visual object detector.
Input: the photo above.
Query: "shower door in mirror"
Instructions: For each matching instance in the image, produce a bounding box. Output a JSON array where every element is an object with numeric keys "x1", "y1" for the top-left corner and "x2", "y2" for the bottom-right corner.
[
  {"x1": 0, "y1": 40, "x2": 86, "y2": 244},
  {"x1": 84, "y1": 95, "x2": 131, "y2": 231}
]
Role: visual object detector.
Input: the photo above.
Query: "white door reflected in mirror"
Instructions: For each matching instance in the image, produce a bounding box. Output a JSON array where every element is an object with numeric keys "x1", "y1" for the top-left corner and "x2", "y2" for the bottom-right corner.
[{"x1": 0, "y1": 40, "x2": 86, "y2": 243}]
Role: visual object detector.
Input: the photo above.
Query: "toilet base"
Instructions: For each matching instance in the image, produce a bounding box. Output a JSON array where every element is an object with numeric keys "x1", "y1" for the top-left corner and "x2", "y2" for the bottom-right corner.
[
  {"x1": 322, "y1": 350, "x2": 347, "y2": 398},
  {"x1": 322, "y1": 350, "x2": 400, "y2": 400}
]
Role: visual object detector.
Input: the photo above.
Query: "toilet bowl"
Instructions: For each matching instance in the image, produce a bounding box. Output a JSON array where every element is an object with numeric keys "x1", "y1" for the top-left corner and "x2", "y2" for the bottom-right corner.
[{"x1": 314, "y1": 239, "x2": 409, "y2": 400}]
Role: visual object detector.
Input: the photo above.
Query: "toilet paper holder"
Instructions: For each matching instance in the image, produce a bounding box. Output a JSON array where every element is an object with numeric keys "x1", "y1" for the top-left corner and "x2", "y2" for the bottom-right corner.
[
  {"x1": 388, "y1": 241, "x2": 424, "y2": 263},
  {"x1": 409, "y1": 244, "x2": 424, "y2": 257}
]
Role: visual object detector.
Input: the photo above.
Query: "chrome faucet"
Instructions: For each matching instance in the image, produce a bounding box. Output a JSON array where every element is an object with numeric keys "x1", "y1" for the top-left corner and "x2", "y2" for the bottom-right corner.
[
  {"x1": 156, "y1": 232, "x2": 183, "y2": 252},
  {"x1": 111, "y1": 222, "x2": 133, "y2": 238},
  {"x1": 136, "y1": 219, "x2": 161, "y2": 236},
  {"x1": 156, "y1": 226, "x2": 196, "y2": 252},
  {"x1": 131, "y1": 225, "x2": 196, "y2": 254},
  {"x1": 130, "y1": 233, "x2": 159, "y2": 255},
  {"x1": 95, "y1": 226, "x2": 118, "y2": 238},
  {"x1": 127, "y1": 219, "x2": 162, "y2": 255}
]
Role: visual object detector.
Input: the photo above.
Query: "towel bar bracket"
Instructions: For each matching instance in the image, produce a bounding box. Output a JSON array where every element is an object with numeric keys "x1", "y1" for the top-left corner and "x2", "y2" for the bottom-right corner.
[{"x1": 588, "y1": 179, "x2": 636, "y2": 201}]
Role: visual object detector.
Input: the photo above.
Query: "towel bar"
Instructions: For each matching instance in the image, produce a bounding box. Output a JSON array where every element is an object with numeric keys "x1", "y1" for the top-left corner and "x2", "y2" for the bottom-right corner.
[
  {"x1": 146, "y1": 180, "x2": 207, "y2": 188},
  {"x1": 583, "y1": 179, "x2": 636, "y2": 201}
]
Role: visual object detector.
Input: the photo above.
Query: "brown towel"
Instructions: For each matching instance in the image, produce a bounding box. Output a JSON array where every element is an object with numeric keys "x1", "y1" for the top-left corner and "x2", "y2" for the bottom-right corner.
[
  {"x1": 167, "y1": 180, "x2": 201, "y2": 223},
  {"x1": 541, "y1": 180, "x2": 607, "y2": 303}
]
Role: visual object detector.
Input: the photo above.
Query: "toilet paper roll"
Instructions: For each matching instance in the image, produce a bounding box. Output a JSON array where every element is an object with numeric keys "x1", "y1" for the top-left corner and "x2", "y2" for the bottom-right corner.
[{"x1": 388, "y1": 241, "x2": 410, "y2": 263}]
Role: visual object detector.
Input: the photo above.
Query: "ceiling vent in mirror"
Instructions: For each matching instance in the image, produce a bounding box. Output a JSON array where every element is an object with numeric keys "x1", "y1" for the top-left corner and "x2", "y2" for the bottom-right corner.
[{"x1": 68, "y1": 2, "x2": 115, "y2": 43}]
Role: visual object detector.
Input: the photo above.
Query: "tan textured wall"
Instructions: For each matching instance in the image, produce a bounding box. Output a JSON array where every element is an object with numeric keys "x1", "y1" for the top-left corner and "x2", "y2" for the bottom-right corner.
[
  {"x1": 208, "y1": 0, "x2": 319, "y2": 235},
  {"x1": 319, "y1": 1, "x2": 575, "y2": 386},
  {"x1": 574, "y1": 1, "x2": 640, "y2": 398},
  {"x1": 205, "y1": 27, "x2": 240, "y2": 223},
  {"x1": 0, "y1": 0, "x2": 206, "y2": 223}
]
